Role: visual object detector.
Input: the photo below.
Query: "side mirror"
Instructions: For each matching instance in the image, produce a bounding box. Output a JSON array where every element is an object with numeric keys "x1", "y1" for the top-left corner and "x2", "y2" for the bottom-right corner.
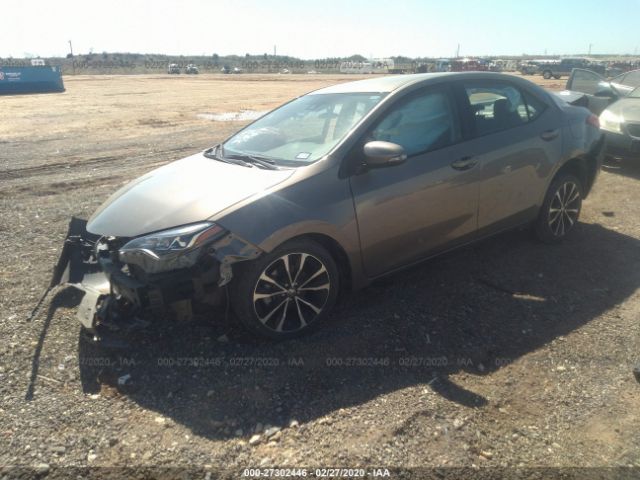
[{"x1": 363, "y1": 141, "x2": 407, "y2": 168}]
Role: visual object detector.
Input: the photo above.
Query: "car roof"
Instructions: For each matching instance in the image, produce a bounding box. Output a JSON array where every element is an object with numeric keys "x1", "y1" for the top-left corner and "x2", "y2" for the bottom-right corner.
[{"x1": 310, "y1": 72, "x2": 538, "y2": 94}]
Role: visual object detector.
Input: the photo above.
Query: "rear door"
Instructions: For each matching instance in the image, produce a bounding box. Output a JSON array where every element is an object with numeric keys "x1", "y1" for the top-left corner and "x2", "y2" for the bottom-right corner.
[
  {"x1": 566, "y1": 68, "x2": 618, "y2": 114},
  {"x1": 453, "y1": 79, "x2": 563, "y2": 234}
]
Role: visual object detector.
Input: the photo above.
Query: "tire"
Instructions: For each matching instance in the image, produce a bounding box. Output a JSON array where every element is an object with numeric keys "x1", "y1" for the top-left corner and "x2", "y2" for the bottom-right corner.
[
  {"x1": 553, "y1": 74, "x2": 561, "y2": 80},
  {"x1": 230, "y1": 239, "x2": 339, "y2": 340},
  {"x1": 542, "y1": 70, "x2": 552, "y2": 80},
  {"x1": 534, "y1": 173, "x2": 583, "y2": 244}
]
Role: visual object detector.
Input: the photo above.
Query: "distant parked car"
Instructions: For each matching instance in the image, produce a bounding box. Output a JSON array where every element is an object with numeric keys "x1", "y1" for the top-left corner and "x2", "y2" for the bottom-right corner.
[
  {"x1": 606, "y1": 67, "x2": 625, "y2": 78},
  {"x1": 450, "y1": 58, "x2": 489, "y2": 72},
  {"x1": 232, "y1": 67, "x2": 243, "y2": 74},
  {"x1": 185, "y1": 64, "x2": 199, "y2": 74},
  {"x1": 220, "y1": 65, "x2": 231, "y2": 74},
  {"x1": 167, "y1": 64, "x2": 181, "y2": 74},
  {"x1": 539, "y1": 58, "x2": 604, "y2": 80},
  {"x1": 55, "y1": 72, "x2": 603, "y2": 342},
  {"x1": 564, "y1": 68, "x2": 640, "y2": 161},
  {"x1": 519, "y1": 62, "x2": 539, "y2": 75}
]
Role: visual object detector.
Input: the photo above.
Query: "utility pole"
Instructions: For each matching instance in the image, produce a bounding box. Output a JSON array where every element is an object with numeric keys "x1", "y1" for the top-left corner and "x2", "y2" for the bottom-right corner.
[
  {"x1": 273, "y1": 45, "x2": 276, "y2": 57},
  {"x1": 68, "y1": 40, "x2": 75, "y2": 74},
  {"x1": 588, "y1": 43, "x2": 593, "y2": 55},
  {"x1": 456, "y1": 44, "x2": 460, "y2": 58}
]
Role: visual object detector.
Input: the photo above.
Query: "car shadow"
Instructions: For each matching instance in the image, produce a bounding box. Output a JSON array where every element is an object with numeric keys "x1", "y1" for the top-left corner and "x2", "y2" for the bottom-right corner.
[
  {"x1": 77, "y1": 222, "x2": 640, "y2": 440},
  {"x1": 25, "y1": 287, "x2": 83, "y2": 401}
]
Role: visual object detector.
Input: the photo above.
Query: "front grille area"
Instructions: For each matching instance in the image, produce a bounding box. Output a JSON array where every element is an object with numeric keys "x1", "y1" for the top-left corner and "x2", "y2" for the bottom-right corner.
[{"x1": 627, "y1": 124, "x2": 640, "y2": 138}]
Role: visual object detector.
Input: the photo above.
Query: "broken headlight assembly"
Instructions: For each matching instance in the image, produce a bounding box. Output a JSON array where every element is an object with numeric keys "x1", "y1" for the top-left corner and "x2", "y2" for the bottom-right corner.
[{"x1": 118, "y1": 222, "x2": 225, "y2": 273}]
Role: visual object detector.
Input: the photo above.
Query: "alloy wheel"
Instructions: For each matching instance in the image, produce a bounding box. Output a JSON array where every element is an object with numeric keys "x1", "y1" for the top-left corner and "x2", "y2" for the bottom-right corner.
[
  {"x1": 252, "y1": 252, "x2": 331, "y2": 333},
  {"x1": 548, "y1": 181, "x2": 580, "y2": 237}
]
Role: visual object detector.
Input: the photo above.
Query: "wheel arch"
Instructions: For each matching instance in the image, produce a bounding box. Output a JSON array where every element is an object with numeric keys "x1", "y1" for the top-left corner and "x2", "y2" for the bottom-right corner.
[
  {"x1": 287, "y1": 233, "x2": 354, "y2": 294},
  {"x1": 536, "y1": 155, "x2": 594, "y2": 210},
  {"x1": 231, "y1": 220, "x2": 368, "y2": 293},
  {"x1": 554, "y1": 155, "x2": 598, "y2": 198}
]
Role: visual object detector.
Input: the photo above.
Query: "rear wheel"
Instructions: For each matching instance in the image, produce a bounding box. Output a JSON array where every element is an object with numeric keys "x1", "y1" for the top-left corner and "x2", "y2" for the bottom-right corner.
[
  {"x1": 230, "y1": 239, "x2": 339, "y2": 339},
  {"x1": 542, "y1": 70, "x2": 552, "y2": 80},
  {"x1": 534, "y1": 173, "x2": 583, "y2": 243},
  {"x1": 553, "y1": 74, "x2": 561, "y2": 80}
]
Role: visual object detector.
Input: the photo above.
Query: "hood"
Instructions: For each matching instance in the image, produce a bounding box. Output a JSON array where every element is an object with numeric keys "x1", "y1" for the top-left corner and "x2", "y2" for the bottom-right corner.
[
  {"x1": 87, "y1": 152, "x2": 294, "y2": 237},
  {"x1": 605, "y1": 98, "x2": 640, "y2": 121}
]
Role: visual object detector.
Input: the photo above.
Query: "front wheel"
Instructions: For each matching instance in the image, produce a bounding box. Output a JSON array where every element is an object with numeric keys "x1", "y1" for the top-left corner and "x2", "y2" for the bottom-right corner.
[
  {"x1": 230, "y1": 239, "x2": 339, "y2": 339},
  {"x1": 542, "y1": 70, "x2": 552, "y2": 80},
  {"x1": 534, "y1": 173, "x2": 583, "y2": 243}
]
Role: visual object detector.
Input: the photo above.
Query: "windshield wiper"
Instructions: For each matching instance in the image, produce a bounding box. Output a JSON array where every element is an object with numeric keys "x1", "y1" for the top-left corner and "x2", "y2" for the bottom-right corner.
[
  {"x1": 203, "y1": 145, "x2": 252, "y2": 167},
  {"x1": 225, "y1": 153, "x2": 279, "y2": 170}
]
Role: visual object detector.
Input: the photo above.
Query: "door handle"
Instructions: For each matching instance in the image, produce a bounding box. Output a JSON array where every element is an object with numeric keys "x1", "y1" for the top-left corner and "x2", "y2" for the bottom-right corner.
[
  {"x1": 451, "y1": 156, "x2": 477, "y2": 171},
  {"x1": 540, "y1": 129, "x2": 560, "y2": 141}
]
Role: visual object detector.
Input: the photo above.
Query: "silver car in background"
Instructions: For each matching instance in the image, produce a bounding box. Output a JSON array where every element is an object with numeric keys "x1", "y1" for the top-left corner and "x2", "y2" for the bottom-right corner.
[
  {"x1": 52, "y1": 72, "x2": 604, "y2": 342},
  {"x1": 564, "y1": 68, "x2": 640, "y2": 161}
]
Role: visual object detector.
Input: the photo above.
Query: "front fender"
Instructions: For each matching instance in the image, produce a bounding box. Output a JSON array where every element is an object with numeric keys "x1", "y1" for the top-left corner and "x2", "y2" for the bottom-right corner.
[
  {"x1": 217, "y1": 220, "x2": 368, "y2": 291},
  {"x1": 213, "y1": 164, "x2": 368, "y2": 289},
  {"x1": 208, "y1": 232, "x2": 263, "y2": 286}
]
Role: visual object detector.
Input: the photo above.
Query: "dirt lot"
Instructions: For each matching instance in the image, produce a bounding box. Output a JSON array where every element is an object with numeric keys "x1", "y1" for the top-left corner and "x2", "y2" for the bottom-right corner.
[{"x1": 1, "y1": 73, "x2": 640, "y2": 478}]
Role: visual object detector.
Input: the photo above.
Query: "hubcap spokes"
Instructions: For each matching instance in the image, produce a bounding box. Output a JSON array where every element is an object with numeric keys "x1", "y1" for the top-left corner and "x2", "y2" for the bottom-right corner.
[
  {"x1": 253, "y1": 253, "x2": 330, "y2": 333},
  {"x1": 548, "y1": 181, "x2": 580, "y2": 236}
]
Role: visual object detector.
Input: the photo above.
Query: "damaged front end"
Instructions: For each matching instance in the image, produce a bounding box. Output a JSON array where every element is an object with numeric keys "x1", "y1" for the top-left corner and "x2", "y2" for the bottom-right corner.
[{"x1": 50, "y1": 217, "x2": 262, "y2": 346}]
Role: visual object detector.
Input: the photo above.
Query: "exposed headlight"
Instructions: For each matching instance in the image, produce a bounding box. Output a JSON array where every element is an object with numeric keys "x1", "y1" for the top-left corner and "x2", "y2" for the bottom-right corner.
[
  {"x1": 599, "y1": 109, "x2": 623, "y2": 134},
  {"x1": 120, "y1": 222, "x2": 224, "y2": 260}
]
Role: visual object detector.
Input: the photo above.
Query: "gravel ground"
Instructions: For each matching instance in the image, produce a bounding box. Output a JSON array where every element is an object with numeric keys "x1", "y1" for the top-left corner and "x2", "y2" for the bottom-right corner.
[{"x1": 1, "y1": 74, "x2": 640, "y2": 479}]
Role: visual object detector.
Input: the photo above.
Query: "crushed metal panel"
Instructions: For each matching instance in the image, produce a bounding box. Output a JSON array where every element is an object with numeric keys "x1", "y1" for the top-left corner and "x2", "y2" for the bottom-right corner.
[
  {"x1": 50, "y1": 217, "x2": 100, "y2": 288},
  {"x1": 76, "y1": 290, "x2": 104, "y2": 329},
  {"x1": 210, "y1": 233, "x2": 263, "y2": 286}
]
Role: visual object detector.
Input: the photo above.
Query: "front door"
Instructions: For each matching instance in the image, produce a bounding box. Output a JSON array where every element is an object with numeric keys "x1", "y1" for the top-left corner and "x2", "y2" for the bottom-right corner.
[{"x1": 349, "y1": 85, "x2": 481, "y2": 277}]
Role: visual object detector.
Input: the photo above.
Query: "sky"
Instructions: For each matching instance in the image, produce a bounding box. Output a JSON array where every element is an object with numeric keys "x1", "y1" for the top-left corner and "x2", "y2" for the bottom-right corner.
[{"x1": 2, "y1": 0, "x2": 640, "y2": 59}]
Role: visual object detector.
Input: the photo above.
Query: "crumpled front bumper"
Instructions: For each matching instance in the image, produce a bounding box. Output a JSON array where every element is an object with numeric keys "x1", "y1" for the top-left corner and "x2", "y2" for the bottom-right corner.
[
  {"x1": 49, "y1": 217, "x2": 111, "y2": 330},
  {"x1": 50, "y1": 217, "x2": 262, "y2": 336}
]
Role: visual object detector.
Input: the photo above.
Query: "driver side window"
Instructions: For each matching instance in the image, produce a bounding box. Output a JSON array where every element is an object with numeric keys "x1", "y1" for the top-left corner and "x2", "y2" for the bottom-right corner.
[{"x1": 369, "y1": 89, "x2": 460, "y2": 156}]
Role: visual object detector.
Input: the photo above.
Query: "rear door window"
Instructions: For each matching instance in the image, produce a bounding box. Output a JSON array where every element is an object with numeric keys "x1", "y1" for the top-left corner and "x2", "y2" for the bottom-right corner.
[
  {"x1": 522, "y1": 91, "x2": 547, "y2": 121},
  {"x1": 463, "y1": 82, "x2": 530, "y2": 136}
]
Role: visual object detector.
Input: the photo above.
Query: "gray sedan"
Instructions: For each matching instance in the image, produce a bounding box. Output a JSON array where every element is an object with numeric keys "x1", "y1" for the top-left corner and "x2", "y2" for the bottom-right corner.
[
  {"x1": 564, "y1": 68, "x2": 640, "y2": 160},
  {"x1": 54, "y1": 72, "x2": 603, "y2": 341}
]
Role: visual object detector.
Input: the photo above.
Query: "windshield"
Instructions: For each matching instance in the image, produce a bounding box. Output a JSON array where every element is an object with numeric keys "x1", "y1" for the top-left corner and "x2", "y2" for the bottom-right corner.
[{"x1": 223, "y1": 92, "x2": 385, "y2": 165}]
